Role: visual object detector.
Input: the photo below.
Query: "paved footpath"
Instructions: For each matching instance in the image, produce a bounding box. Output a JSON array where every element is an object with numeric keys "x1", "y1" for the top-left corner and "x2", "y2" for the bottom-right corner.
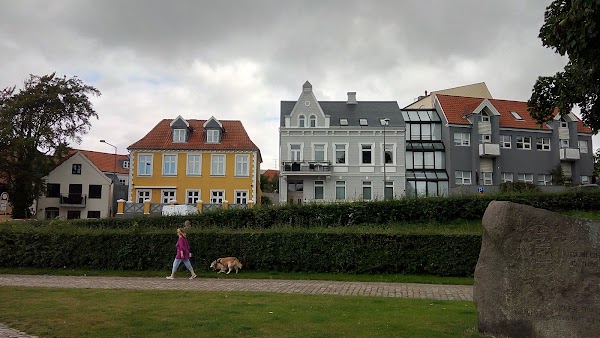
[{"x1": 0, "y1": 274, "x2": 473, "y2": 337}]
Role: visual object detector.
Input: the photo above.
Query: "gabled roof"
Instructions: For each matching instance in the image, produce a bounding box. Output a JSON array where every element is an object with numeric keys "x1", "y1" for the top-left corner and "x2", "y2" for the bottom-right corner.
[
  {"x1": 128, "y1": 119, "x2": 261, "y2": 153},
  {"x1": 280, "y1": 101, "x2": 403, "y2": 127},
  {"x1": 262, "y1": 169, "x2": 279, "y2": 179},
  {"x1": 435, "y1": 94, "x2": 593, "y2": 133},
  {"x1": 76, "y1": 150, "x2": 129, "y2": 174}
]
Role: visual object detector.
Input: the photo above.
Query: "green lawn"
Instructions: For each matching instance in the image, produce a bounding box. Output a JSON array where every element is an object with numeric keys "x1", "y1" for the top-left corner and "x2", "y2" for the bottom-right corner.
[{"x1": 0, "y1": 286, "x2": 479, "y2": 338}]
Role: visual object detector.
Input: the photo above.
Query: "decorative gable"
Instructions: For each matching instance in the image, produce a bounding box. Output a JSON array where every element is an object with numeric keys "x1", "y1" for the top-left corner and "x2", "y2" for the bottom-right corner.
[
  {"x1": 170, "y1": 115, "x2": 192, "y2": 143},
  {"x1": 288, "y1": 81, "x2": 327, "y2": 127},
  {"x1": 203, "y1": 116, "x2": 224, "y2": 144}
]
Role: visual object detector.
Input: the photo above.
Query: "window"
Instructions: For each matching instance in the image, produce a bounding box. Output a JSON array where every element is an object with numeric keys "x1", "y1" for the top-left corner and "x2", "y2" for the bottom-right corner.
[
  {"x1": 290, "y1": 144, "x2": 302, "y2": 161},
  {"x1": 479, "y1": 134, "x2": 491, "y2": 144},
  {"x1": 501, "y1": 173, "x2": 514, "y2": 183},
  {"x1": 187, "y1": 154, "x2": 201, "y2": 175},
  {"x1": 578, "y1": 140, "x2": 588, "y2": 153},
  {"x1": 207, "y1": 129, "x2": 220, "y2": 143},
  {"x1": 479, "y1": 114, "x2": 490, "y2": 122},
  {"x1": 235, "y1": 154, "x2": 249, "y2": 177},
  {"x1": 335, "y1": 181, "x2": 346, "y2": 200},
  {"x1": 314, "y1": 180, "x2": 324, "y2": 200},
  {"x1": 235, "y1": 190, "x2": 248, "y2": 204},
  {"x1": 162, "y1": 190, "x2": 176, "y2": 203},
  {"x1": 45, "y1": 207, "x2": 59, "y2": 219},
  {"x1": 516, "y1": 136, "x2": 531, "y2": 150},
  {"x1": 138, "y1": 154, "x2": 153, "y2": 176},
  {"x1": 510, "y1": 111, "x2": 523, "y2": 120},
  {"x1": 72, "y1": 164, "x2": 82, "y2": 175},
  {"x1": 123, "y1": 161, "x2": 129, "y2": 169},
  {"x1": 119, "y1": 179, "x2": 126, "y2": 185},
  {"x1": 335, "y1": 144, "x2": 347, "y2": 164},
  {"x1": 359, "y1": 118, "x2": 368, "y2": 126},
  {"x1": 339, "y1": 118, "x2": 348, "y2": 126},
  {"x1": 309, "y1": 115, "x2": 316, "y2": 127},
  {"x1": 173, "y1": 129, "x2": 187, "y2": 142},
  {"x1": 362, "y1": 181, "x2": 372, "y2": 201},
  {"x1": 560, "y1": 139, "x2": 570, "y2": 148},
  {"x1": 481, "y1": 172, "x2": 493, "y2": 186},
  {"x1": 87, "y1": 211, "x2": 101, "y2": 219},
  {"x1": 46, "y1": 183, "x2": 60, "y2": 198},
  {"x1": 455, "y1": 171, "x2": 472, "y2": 185},
  {"x1": 581, "y1": 176, "x2": 590, "y2": 184},
  {"x1": 517, "y1": 173, "x2": 534, "y2": 183},
  {"x1": 384, "y1": 181, "x2": 394, "y2": 200},
  {"x1": 88, "y1": 185, "x2": 102, "y2": 199},
  {"x1": 313, "y1": 144, "x2": 325, "y2": 162},
  {"x1": 211, "y1": 154, "x2": 225, "y2": 176},
  {"x1": 298, "y1": 115, "x2": 305, "y2": 127},
  {"x1": 560, "y1": 121, "x2": 568, "y2": 128},
  {"x1": 407, "y1": 123, "x2": 442, "y2": 141},
  {"x1": 210, "y1": 190, "x2": 224, "y2": 204},
  {"x1": 136, "y1": 190, "x2": 151, "y2": 203},
  {"x1": 453, "y1": 132, "x2": 470, "y2": 146},
  {"x1": 384, "y1": 144, "x2": 394, "y2": 164},
  {"x1": 361, "y1": 144, "x2": 373, "y2": 164},
  {"x1": 536, "y1": 138, "x2": 551, "y2": 151},
  {"x1": 500, "y1": 135, "x2": 511, "y2": 148},
  {"x1": 538, "y1": 174, "x2": 552, "y2": 186},
  {"x1": 163, "y1": 154, "x2": 177, "y2": 176},
  {"x1": 67, "y1": 210, "x2": 81, "y2": 220},
  {"x1": 186, "y1": 190, "x2": 200, "y2": 204}
]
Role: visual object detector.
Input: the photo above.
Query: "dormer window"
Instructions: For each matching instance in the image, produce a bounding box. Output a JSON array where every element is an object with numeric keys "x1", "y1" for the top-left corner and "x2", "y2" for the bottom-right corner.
[
  {"x1": 339, "y1": 118, "x2": 348, "y2": 126},
  {"x1": 207, "y1": 129, "x2": 220, "y2": 143},
  {"x1": 173, "y1": 129, "x2": 187, "y2": 142},
  {"x1": 479, "y1": 113, "x2": 490, "y2": 122},
  {"x1": 298, "y1": 115, "x2": 305, "y2": 127},
  {"x1": 123, "y1": 161, "x2": 130, "y2": 169},
  {"x1": 309, "y1": 115, "x2": 316, "y2": 127},
  {"x1": 560, "y1": 121, "x2": 568, "y2": 128},
  {"x1": 359, "y1": 118, "x2": 368, "y2": 126}
]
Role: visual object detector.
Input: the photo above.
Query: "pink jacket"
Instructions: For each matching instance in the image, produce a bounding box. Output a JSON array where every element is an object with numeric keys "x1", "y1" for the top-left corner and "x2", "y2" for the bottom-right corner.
[{"x1": 175, "y1": 236, "x2": 191, "y2": 260}]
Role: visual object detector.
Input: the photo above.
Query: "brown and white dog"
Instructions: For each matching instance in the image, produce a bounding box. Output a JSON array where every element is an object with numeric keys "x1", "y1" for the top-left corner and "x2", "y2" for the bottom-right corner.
[{"x1": 210, "y1": 257, "x2": 243, "y2": 274}]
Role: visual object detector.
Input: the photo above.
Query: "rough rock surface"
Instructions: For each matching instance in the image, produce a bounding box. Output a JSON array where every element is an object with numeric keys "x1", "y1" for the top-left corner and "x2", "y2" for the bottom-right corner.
[{"x1": 474, "y1": 201, "x2": 600, "y2": 338}]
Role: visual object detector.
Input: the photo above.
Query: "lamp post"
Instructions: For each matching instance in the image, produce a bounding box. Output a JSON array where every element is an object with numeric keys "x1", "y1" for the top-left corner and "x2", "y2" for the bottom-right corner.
[
  {"x1": 380, "y1": 118, "x2": 390, "y2": 200},
  {"x1": 100, "y1": 140, "x2": 117, "y2": 181}
]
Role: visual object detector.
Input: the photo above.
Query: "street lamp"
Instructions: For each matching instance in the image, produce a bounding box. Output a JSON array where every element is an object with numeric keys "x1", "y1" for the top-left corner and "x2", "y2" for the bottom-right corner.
[
  {"x1": 380, "y1": 118, "x2": 390, "y2": 200},
  {"x1": 100, "y1": 140, "x2": 117, "y2": 181}
]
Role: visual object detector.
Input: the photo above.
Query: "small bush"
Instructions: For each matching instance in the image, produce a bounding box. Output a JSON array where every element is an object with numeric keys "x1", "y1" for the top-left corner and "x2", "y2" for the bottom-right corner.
[{"x1": 499, "y1": 181, "x2": 542, "y2": 193}]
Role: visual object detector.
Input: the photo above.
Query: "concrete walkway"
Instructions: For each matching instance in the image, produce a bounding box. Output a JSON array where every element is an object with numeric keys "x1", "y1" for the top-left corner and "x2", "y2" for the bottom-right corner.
[{"x1": 0, "y1": 274, "x2": 473, "y2": 337}]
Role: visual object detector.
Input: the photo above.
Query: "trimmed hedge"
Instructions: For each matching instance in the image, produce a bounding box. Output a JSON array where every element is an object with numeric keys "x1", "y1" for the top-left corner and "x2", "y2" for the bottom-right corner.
[{"x1": 0, "y1": 231, "x2": 481, "y2": 276}]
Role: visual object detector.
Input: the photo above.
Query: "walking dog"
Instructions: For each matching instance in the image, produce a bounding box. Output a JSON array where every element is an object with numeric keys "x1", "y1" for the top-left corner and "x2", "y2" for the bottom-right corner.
[{"x1": 210, "y1": 257, "x2": 243, "y2": 274}]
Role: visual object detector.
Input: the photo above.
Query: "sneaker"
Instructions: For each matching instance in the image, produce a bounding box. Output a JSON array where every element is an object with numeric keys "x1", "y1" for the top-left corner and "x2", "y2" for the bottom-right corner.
[
  {"x1": 166, "y1": 276, "x2": 175, "y2": 280},
  {"x1": 189, "y1": 274, "x2": 197, "y2": 280}
]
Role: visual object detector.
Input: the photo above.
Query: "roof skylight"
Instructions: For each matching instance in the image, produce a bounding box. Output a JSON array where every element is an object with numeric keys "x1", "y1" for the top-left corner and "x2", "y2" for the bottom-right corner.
[
  {"x1": 359, "y1": 118, "x2": 368, "y2": 126},
  {"x1": 510, "y1": 111, "x2": 523, "y2": 120},
  {"x1": 339, "y1": 118, "x2": 348, "y2": 126}
]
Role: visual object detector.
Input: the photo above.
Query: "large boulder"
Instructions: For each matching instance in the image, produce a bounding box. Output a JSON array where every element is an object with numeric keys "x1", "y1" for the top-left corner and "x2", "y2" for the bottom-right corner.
[{"x1": 475, "y1": 201, "x2": 600, "y2": 338}]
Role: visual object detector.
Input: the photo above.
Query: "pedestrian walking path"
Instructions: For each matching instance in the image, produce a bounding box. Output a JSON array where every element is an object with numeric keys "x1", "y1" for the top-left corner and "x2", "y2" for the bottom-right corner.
[{"x1": 0, "y1": 274, "x2": 473, "y2": 338}]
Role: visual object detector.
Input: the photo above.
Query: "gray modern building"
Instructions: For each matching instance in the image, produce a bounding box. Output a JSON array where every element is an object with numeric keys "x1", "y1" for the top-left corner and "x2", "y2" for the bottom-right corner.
[
  {"x1": 403, "y1": 94, "x2": 595, "y2": 196},
  {"x1": 279, "y1": 81, "x2": 406, "y2": 204}
]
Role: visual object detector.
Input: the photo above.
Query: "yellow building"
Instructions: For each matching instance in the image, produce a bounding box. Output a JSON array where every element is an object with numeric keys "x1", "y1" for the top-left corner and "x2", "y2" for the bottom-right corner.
[{"x1": 127, "y1": 116, "x2": 262, "y2": 208}]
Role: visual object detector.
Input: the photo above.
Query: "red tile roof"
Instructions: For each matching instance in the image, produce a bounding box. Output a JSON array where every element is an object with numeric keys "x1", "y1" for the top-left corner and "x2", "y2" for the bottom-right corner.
[
  {"x1": 128, "y1": 119, "x2": 261, "y2": 153},
  {"x1": 262, "y1": 169, "x2": 279, "y2": 179},
  {"x1": 77, "y1": 150, "x2": 129, "y2": 174},
  {"x1": 436, "y1": 94, "x2": 593, "y2": 133}
]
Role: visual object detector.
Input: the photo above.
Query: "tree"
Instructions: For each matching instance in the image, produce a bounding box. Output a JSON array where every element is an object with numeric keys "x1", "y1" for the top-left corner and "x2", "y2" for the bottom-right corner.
[
  {"x1": 528, "y1": 1, "x2": 600, "y2": 131},
  {"x1": 260, "y1": 173, "x2": 279, "y2": 193},
  {"x1": 0, "y1": 73, "x2": 100, "y2": 218},
  {"x1": 549, "y1": 163, "x2": 566, "y2": 185}
]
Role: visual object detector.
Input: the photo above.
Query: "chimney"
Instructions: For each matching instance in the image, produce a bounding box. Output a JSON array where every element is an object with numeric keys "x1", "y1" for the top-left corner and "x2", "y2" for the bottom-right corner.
[{"x1": 347, "y1": 92, "x2": 357, "y2": 104}]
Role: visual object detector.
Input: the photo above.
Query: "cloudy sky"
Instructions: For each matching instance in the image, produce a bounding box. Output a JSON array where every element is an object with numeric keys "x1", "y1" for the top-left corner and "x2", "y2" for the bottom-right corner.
[{"x1": 1, "y1": 0, "x2": 597, "y2": 169}]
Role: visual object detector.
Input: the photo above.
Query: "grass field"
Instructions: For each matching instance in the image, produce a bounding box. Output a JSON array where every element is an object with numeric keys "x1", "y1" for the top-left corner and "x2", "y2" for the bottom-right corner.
[{"x1": 0, "y1": 286, "x2": 479, "y2": 338}]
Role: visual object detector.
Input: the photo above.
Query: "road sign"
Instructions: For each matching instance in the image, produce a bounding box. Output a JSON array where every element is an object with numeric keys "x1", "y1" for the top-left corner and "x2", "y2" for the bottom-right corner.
[
  {"x1": 0, "y1": 192, "x2": 8, "y2": 212},
  {"x1": 477, "y1": 187, "x2": 485, "y2": 194}
]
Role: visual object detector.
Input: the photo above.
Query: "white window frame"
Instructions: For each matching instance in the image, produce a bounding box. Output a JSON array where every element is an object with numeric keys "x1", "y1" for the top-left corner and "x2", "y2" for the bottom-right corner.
[
  {"x1": 235, "y1": 154, "x2": 250, "y2": 177},
  {"x1": 138, "y1": 154, "x2": 153, "y2": 176},
  {"x1": 211, "y1": 154, "x2": 226, "y2": 176},
  {"x1": 314, "y1": 180, "x2": 324, "y2": 200},
  {"x1": 289, "y1": 144, "x2": 303, "y2": 162},
  {"x1": 312, "y1": 143, "x2": 326, "y2": 162},
  {"x1": 187, "y1": 154, "x2": 202, "y2": 176},
  {"x1": 560, "y1": 121, "x2": 568, "y2": 128},
  {"x1": 479, "y1": 114, "x2": 490, "y2": 122},
  {"x1": 479, "y1": 134, "x2": 491, "y2": 144},
  {"x1": 207, "y1": 129, "x2": 220, "y2": 143},
  {"x1": 123, "y1": 161, "x2": 130, "y2": 169},
  {"x1": 334, "y1": 143, "x2": 348, "y2": 165},
  {"x1": 210, "y1": 190, "x2": 225, "y2": 204},
  {"x1": 516, "y1": 136, "x2": 532, "y2": 150},
  {"x1": 560, "y1": 139, "x2": 570, "y2": 148},
  {"x1": 578, "y1": 140, "x2": 588, "y2": 153},
  {"x1": 186, "y1": 189, "x2": 201, "y2": 204},
  {"x1": 455, "y1": 170, "x2": 472, "y2": 185},
  {"x1": 136, "y1": 189, "x2": 151, "y2": 203},
  {"x1": 335, "y1": 180, "x2": 346, "y2": 200},
  {"x1": 362, "y1": 181, "x2": 372, "y2": 201},
  {"x1": 382, "y1": 143, "x2": 396, "y2": 165},
  {"x1": 581, "y1": 175, "x2": 590, "y2": 184},
  {"x1": 298, "y1": 115, "x2": 306, "y2": 128},
  {"x1": 161, "y1": 189, "x2": 176, "y2": 203},
  {"x1": 537, "y1": 174, "x2": 552, "y2": 186},
  {"x1": 481, "y1": 172, "x2": 493, "y2": 186},
  {"x1": 517, "y1": 173, "x2": 534, "y2": 183},
  {"x1": 501, "y1": 173, "x2": 514, "y2": 183},
  {"x1": 309, "y1": 114, "x2": 316, "y2": 127},
  {"x1": 162, "y1": 154, "x2": 177, "y2": 176},
  {"x1": 173, "y1": 129, "x2": 187, "y2": 143},
  {"x1": 234, "y1": 190, "x2": 248, "y2": 205},
  {"x1": 453, "y1": 132, "x2": 470, "y2": 146},
  {"x1": 500, "y1": 135, "x2": 511, "y2": 149},
  {"x1": 360, "y1": 143, "x2": 374, "y2": 165},
  {"x1": 536, "y1": 137, "x2": 551, "y2": 151}
]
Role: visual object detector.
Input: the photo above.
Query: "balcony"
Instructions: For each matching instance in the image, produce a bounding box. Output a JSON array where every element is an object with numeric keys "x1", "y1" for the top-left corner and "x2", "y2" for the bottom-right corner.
[
  {"x1": 59, "y1": 193, "x2": 87, "y2": 207},
  {"x1": 559, "y1": 148, "x2": 580, "y2": 161},
  {"x1": 281, "y1": 160, "x2": 331, "y2": 176},
  {"x1": 479, "y1": 143, "x2": 500, "y2": 157}
]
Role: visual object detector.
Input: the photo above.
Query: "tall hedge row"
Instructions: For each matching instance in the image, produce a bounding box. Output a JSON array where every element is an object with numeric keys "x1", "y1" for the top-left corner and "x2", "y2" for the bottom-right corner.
[{"x1": 0, "y1": 231, "x2": 481, "y2": 276}]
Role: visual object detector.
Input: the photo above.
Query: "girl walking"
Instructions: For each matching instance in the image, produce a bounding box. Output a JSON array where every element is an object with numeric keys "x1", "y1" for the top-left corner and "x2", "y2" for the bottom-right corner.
[{"x1": 166, "y1": 228, "x2": 197, "y2": 280}]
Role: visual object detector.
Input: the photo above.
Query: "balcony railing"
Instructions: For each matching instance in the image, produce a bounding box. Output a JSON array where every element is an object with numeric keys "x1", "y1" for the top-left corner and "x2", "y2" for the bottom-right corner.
[
  {"x1": 559, "y1": 148, "x2": 580, "y2": 161},
  {"x1": 281, "y1": 160, "x2": 332, "y2": 175},
  {"x1": 479, "y1": 143, "x2": 500, "y2": 157},
  {"x1": 59, "y1": 193, "x2": 87, "y2": 207}
]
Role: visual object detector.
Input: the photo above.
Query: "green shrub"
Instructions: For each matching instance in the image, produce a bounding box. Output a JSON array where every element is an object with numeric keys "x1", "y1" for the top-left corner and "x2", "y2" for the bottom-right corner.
[{"x1": 499, "y1": 181, "x2": 542, "y2": 193}]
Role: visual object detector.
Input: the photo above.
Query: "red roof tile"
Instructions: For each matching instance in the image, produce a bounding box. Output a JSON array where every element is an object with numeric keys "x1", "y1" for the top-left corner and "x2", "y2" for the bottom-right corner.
[
  {"x1": 262, "y1": 169, "x2": 279, "y2": 179},
  {"x1": 436, "y1": 94, "x2": 592, "y2": 133},
  {"x1": 78, "y1": 150, "x2": 129, "y2": 174},
  {"x1": 128, "y1": 119, "x2": 261, "y2": 153}
]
